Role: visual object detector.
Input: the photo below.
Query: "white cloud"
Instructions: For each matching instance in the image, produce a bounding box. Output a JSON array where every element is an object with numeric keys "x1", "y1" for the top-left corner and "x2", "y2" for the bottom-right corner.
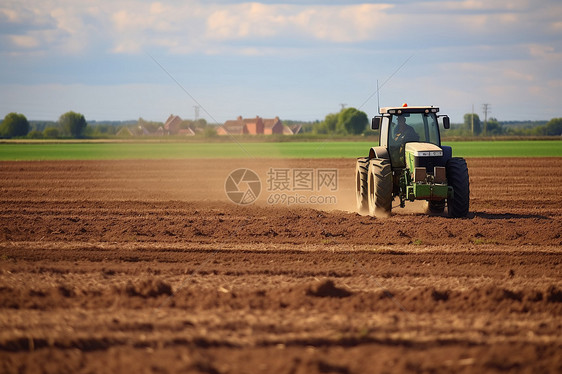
[
  {"x1": 418, "y1": 0, "x2": 534, "y2": 13},
  {"x1": 1, "y1": 0, "x2": 107, "y2": 54},
  {"x1": 528, "y1": 44, "x2": 560, "y2": 61},
  {"x1": 0, "y1": 8, "x2": 18, "y2": 22},
  {"x1": 105, "y1": 2, "x2": 394, "y2": 55},
  {"x1": 205, "y1": 3, "x2": 391, "y2": 43},
  {"x1": 109, "y1": 1, "x2": 208, "y2": 54},
  {"x1": 2, "y1": 0, "x2": 561, "y2": 57},
  {"x1": 10, "y1": 34, "x2": 38, "y2": 48},
  {"x1": 150, "y1": 2, "x2": 166, "y2": 15},
  {"x1": 502, "y1": 69, "x2": 533, "y2": 82}
]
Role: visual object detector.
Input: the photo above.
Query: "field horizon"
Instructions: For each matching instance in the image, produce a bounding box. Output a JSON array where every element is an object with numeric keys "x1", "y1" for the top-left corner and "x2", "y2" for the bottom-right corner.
[{"x1": 0, "y1": 139, "x2": 560, "y2": 160}]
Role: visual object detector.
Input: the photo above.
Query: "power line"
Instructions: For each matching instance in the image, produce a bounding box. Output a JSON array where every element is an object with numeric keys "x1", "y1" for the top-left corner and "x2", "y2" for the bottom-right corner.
[
  {"x1": 358, "y1": 54, "x2": 414, "y2": 111},
  {"x1": 146, "y1": 52, "x2": 254, "y2": 158}
]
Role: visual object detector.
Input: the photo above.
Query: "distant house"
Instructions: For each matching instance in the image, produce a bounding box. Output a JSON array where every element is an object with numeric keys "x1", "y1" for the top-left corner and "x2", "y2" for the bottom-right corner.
[
  {"x1": 217, "y1": 121, "x2": 248, "y2": 135},
  {"x1": 162, "y1": 114, "x2": 198, "y2": 136},
  {"x1": 219, "y1": 116, "x2": 263, "y2": 135},
  {"x1": 178, "y1": 128, "x2": 195, "y2": 136},
  {"x1": 218, "y1": 115, "x2": 286, "y2": 136},
  {"x1": 137, "y1": 125, "x2": 151, "y2": 136},
  {"x1": 116, "y1": 125, "x2": 151, "y2": 137},
  {"x1": 263, "y1": 117, "x2": 283, "y2": 135},
  {"x1": 116, "y1": 126, "x2": 134, "y2": 137},
  {"x1": 283, "y1": 124, "x2": 302, "y2": 135},
  {"x1": 164, "y1": 114, "x2": 182, "y2": 135},
  {"x1": 244, "y1": 116, "x2": 264, "y2": 135}
]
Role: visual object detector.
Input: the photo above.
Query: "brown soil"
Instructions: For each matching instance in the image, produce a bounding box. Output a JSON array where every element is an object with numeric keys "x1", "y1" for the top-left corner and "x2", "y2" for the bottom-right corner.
[{"x1": 0, "y1": 157, "x2": 561, "y2": 373}]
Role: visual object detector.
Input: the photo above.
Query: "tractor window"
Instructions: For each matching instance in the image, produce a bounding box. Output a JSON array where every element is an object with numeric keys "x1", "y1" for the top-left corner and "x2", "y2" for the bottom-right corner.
[
  {"x1": 389, "y1": 113, "x2": 440, "y2": 146},
  {"x1": 426, "y1": 114, "x2": 440, "y2": 145},
  {"x1": 387, "y1": 113, "x2": 441, "y2": 167},
  {"x1": 379, "y1": 116, "x2": 390, "y2": 146}
]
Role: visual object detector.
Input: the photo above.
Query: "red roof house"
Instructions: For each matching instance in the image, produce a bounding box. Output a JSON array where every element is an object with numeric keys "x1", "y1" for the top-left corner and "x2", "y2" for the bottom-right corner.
[
  {"x1": 263, "y1": 117, "x2": 283, "y2": 135},
  {"x1": 164, "y1": 114, "x2": 182, "y2": 135},
  {"x1": 218, "y1": 117, "x2": 249, "y2": 135},
  {"x1": 218, "y1": 115, "x2": 284, "y2": 135}
]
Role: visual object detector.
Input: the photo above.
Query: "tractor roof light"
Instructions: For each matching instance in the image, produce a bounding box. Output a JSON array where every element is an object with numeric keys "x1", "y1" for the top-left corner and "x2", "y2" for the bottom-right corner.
[{"x1": 380, "y1": 106, "x2": 439, "y2": 114}]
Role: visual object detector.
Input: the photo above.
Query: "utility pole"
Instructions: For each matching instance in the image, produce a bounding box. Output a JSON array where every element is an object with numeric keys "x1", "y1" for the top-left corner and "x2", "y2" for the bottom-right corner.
[
  {"x1": 471, "y1": 104, "x2": 474, "y2": 135},
  {"x1": 193, "y1": 105, "x2": 200, "y2": 121},
  {"x1": 482, "y1": 103, "x2": 490, "y2": 136},
  {"x1": 340, "y1": 103, "x2": 347, "y2": 111}
]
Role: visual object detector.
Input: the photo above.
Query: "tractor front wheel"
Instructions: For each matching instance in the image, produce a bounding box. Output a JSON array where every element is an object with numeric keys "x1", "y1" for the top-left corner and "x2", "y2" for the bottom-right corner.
[
  {"x1": 446, "y1": 157, "x2": 470, "y2": 217},
  {"x1": 367, "y1": 158, "x2": 393, "y2": 217},
  {"x1": 355, "y1": 157, "x2": 369, "y2": 213}
]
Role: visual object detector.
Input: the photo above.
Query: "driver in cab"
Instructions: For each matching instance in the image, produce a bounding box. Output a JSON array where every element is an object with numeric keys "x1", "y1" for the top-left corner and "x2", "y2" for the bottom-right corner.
[
  {"x1": 393, "y1": 116, "x2": 419, "y2": 144},
  {"x1": 390, "y1": 115, "x2": 419, "y2": 166}
]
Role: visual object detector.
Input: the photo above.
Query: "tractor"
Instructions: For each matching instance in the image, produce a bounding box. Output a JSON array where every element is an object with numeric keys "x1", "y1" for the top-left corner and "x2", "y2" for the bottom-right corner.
[{"x1": 356, "y1": 104, "x2": 469, "y2": 217}]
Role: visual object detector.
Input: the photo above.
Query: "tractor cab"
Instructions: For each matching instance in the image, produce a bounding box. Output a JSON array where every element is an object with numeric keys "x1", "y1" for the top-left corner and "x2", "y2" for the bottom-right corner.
[{"x1": 372, "y1": 105, "x2": 448, "y2": 168}]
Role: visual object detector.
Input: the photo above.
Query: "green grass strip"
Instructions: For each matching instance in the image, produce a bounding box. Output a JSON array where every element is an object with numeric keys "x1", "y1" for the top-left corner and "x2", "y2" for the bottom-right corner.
[
  {"x1": 442, "y1": 140, "x2": 561, "y2": 158},
  {"x1": 0, "y1": 140, "x2": 560, "y2": 160}
]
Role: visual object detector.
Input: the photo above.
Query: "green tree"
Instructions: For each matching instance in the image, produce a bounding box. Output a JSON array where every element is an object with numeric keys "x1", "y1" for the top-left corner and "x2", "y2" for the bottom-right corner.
[
  {"x1": 43, "y1": 127, "x2": 60, "y2": 138},
  {"x1": 544, "y1": 118, "x2": 562, "y2": 136},
  {"x1": 463, "y1": 113, "x2": 481, "y2": 135},
  {"x1": 313, "y1": 112, "x2": 338, "y2": 134},
  {"x1": 314, "y1": 109, "x2": 368, "y2": 135},
  {"x1": 27, "y1": 130, "x2": 43, "y2": 139},
  {"x1": 312, "y1": 121, "x2": 328, "y2": 134},
  {"x1": 485, "y1": 117, "x2": 504, "y2": 136},
  {"x1": 195, "y1": 118, "x2": 207, "y2": 128},
  {"x1": 88, "y1": 124, "x2": 117, "y2": 137},
  {"x1": 59, "y1": 111, "x2": 87, "y2": 138},
  {"x1": 323, "y1": 112, "x2": 339, "y2": 133},
  {"x1": 337, "y1": 107, "x2": 368, "y2": 135},
  {"x1": 204, "y1": 126, "x2": 217, "y2": 137},
  {"x1": 179, "y1": 119, "x2": 194, "y2": 129},
  {"x1": 0, "y1": 112, "x2": 30, "y2": 138}
]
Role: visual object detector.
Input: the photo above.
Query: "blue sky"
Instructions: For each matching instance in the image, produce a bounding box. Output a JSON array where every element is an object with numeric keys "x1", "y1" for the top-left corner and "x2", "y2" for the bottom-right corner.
[{"x1": 1, "y1": 0, "x2": 561, "y2": 123}]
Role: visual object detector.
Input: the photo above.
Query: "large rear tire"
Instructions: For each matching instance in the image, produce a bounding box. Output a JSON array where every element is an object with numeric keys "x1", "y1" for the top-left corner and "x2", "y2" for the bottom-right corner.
[
  {"x1": 367, "y1": 159, "x2": 393, "y2": 217},
  {"x1": 355, "y1": 157, "x2": 369, "y2": 213},
  {"x1": 446, "y1": 157, "x2": 470, "y2": 218}
]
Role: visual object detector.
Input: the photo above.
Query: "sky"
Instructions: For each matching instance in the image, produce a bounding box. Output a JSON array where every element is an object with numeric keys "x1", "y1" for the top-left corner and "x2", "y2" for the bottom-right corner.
[{"x1": 1, "y1": 0, "x2": 561, "y2": 124}]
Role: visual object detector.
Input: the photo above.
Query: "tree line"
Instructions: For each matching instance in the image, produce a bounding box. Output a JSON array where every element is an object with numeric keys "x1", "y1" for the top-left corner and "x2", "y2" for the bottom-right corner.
[
  {"x1": 1, "y1": 109, "x2": 561, "y2": 139},
  {"x1": 312, "y1": 107, "x2": 370, "y2": 135},
  {"x1": 307, "y1": 108, "x2": 561, "y2": 137},
  {"x1": 446, "y1": 113, "x2": 562, "y2": 137},
  {"x1": 1, "y1": 111, "x2": 87, "y2": 139},
  {"x1": 0, "y1": 111, "x2": 217, "y2": 139}
]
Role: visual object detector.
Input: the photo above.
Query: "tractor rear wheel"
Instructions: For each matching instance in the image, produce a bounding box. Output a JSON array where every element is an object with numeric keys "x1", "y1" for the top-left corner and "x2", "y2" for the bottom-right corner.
[
  {"x1": 355, "y1": 157, "x2": 369, "y2": 213},
  {"x1": 446, "y1": 157, "x2": 470, "y2": 217},
  {"x1": 367, "y1": 158, "x2": 393, "y2": 217}
]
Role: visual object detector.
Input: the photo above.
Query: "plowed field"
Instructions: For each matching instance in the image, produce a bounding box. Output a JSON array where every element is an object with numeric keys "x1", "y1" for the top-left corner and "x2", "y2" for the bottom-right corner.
[{"x1": 1, "y1": 158, "x2": 561, "y2": 373}]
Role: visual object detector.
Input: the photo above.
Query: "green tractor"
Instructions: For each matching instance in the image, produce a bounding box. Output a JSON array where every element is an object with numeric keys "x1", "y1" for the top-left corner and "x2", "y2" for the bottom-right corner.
[{"x1": 356, "y1": 105, "x2": 469, "y2": 217}]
